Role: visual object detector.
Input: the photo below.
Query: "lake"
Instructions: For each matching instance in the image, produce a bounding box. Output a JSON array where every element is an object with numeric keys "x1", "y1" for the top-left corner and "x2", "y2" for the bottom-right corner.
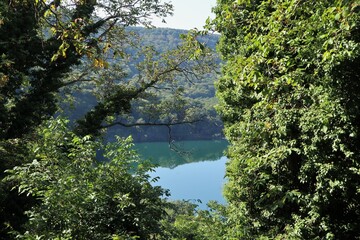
[{"x1": 134, "y1": 140, "x2": 228, "y2": 208}]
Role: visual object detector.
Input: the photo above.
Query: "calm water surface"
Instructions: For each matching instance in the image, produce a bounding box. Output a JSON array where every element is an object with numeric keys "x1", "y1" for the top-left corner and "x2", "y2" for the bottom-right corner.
[{"x1": 135, "y1": 140, "x2": 228, "y2": 208}]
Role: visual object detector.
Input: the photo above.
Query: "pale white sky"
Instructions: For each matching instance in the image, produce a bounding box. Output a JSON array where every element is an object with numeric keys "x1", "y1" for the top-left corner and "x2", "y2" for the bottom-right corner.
[{"x1": 152, "y1": 0, "x2": 217, "y2": 30}]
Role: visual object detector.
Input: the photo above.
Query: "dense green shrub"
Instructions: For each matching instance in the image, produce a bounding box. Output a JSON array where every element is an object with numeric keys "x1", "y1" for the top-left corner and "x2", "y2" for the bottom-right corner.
[
  {"x1": 6, "y1": 118, "x2": 169, "y2": 239},
  {"x1": 213, "y1": 0, "x2": 360, "y2": 239}
]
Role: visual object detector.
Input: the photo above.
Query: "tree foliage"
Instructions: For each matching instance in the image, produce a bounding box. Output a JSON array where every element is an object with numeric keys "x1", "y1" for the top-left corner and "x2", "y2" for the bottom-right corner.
[
  {"x1": 213, "y1": 0, "x2": 360, "y2": 239},
  {"x1": 0, "y1": 0, "x2": 171, "y2": 236},
  {"x1": 0, "y1": 0, "x2": 215, "y2": 236},
  {"x1": 5, "y1": 117, "x2": 169, "y2": 239},
  {"x1": 0, "y1": 0, "x2": 209, "y2": 140},
  {"x1": 160, "y1": 200, "x2": 227, "y2": 240}
]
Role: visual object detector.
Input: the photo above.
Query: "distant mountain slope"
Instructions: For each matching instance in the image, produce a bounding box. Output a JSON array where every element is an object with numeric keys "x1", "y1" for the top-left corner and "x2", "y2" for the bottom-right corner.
[
  {"x1": 127, "y1": 27, "x2": 219, "y2": 51},
  {"x1": 63, "y1": 27, "x2": 222, "y2": 142}
]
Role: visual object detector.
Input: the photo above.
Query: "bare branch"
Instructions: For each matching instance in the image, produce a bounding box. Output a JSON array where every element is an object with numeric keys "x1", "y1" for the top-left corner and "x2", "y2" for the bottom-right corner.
[
  {"x1": 59, "y1": 71, "x2": 92, "y2": 88},
  {"x1": 100, "y1": 119, "x2": 201, "y2": 129},
  {"x1": 100, "y1": 119, "x2": 199, "y2": 156}
]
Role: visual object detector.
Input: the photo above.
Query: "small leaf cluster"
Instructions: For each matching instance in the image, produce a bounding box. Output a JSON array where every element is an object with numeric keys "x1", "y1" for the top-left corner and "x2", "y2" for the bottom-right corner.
[{"x1": 160, "y1": 200, "x2": 228, "y2": 240}]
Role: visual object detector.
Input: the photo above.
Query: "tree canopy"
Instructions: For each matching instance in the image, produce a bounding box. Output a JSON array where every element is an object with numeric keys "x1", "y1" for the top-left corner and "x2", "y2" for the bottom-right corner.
[
  {"x1": 0, "y1": 0, "x2": 216, "y2": 237},
  {"x1": 213, "y1": 0, "x2": 360, "y2": 238},
  {"x1": 6, "y1": 118, "x2": 169, "y2": 239},
  {"x1": 0, "y1": 0, "x2": 212, "y2": 140},
  {"x1": 0, "y1": 0, "x2": 163, "y2": 139}
]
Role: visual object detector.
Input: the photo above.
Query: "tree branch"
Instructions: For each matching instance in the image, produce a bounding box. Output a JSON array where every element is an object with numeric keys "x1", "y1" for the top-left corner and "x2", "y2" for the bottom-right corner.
[
  {"x1": 100, "y1": 119, "x2": 201, "y2": 129},
  {"x1": 59, "y1": 71, "x2": 92, "y2": 88}
]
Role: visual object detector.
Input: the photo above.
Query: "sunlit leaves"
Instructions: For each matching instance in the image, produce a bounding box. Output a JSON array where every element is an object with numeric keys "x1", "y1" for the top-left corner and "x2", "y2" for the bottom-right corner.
[
  {"x1": 213, "y1": 0, "x2": 360, "y2": 238},
  {"x1": 5, "y1": 117, "x2": 168, "y2": 239},
  {"x1": 37, "y1": 0, "x2": 174, "y2": 63}
]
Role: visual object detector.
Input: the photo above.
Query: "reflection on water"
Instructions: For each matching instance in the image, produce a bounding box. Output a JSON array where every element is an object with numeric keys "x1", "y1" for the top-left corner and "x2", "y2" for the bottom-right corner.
[
  {"x1": 135, "y1": 140, "x2": 228, "y2": 208},
  {"x1": 134, "y1": 140, "x2": 228, "y2": 168},
  {"x1": 150, "y1": 156, "x2": 228, "y2": 207}
]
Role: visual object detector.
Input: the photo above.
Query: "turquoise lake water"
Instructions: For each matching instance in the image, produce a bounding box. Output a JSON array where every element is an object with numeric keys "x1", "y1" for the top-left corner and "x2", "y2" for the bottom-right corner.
[{"x1": 134, "y1": 140, "x2": 228, "y2": 208}]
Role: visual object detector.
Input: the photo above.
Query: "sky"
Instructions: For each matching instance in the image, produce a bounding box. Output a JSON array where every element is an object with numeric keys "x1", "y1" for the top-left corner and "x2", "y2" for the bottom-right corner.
[{"x1": 151, "y1": 0, "x2": 217, "y2": 30}]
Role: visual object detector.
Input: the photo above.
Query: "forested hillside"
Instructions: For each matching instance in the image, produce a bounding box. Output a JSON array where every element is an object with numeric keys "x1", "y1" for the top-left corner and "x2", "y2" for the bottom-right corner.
[{"x1": 64, "y1": 27, "x2": 222, "y2": 142}]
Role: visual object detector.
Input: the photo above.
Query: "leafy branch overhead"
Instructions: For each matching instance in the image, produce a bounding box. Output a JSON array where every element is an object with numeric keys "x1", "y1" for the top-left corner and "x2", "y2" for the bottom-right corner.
[
  {"x1": 68, "y1": 28, "x2": 217, "y2": 137},
  {"x1": 0, "y1": 0, "x2": 215, "y2": 140}
]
